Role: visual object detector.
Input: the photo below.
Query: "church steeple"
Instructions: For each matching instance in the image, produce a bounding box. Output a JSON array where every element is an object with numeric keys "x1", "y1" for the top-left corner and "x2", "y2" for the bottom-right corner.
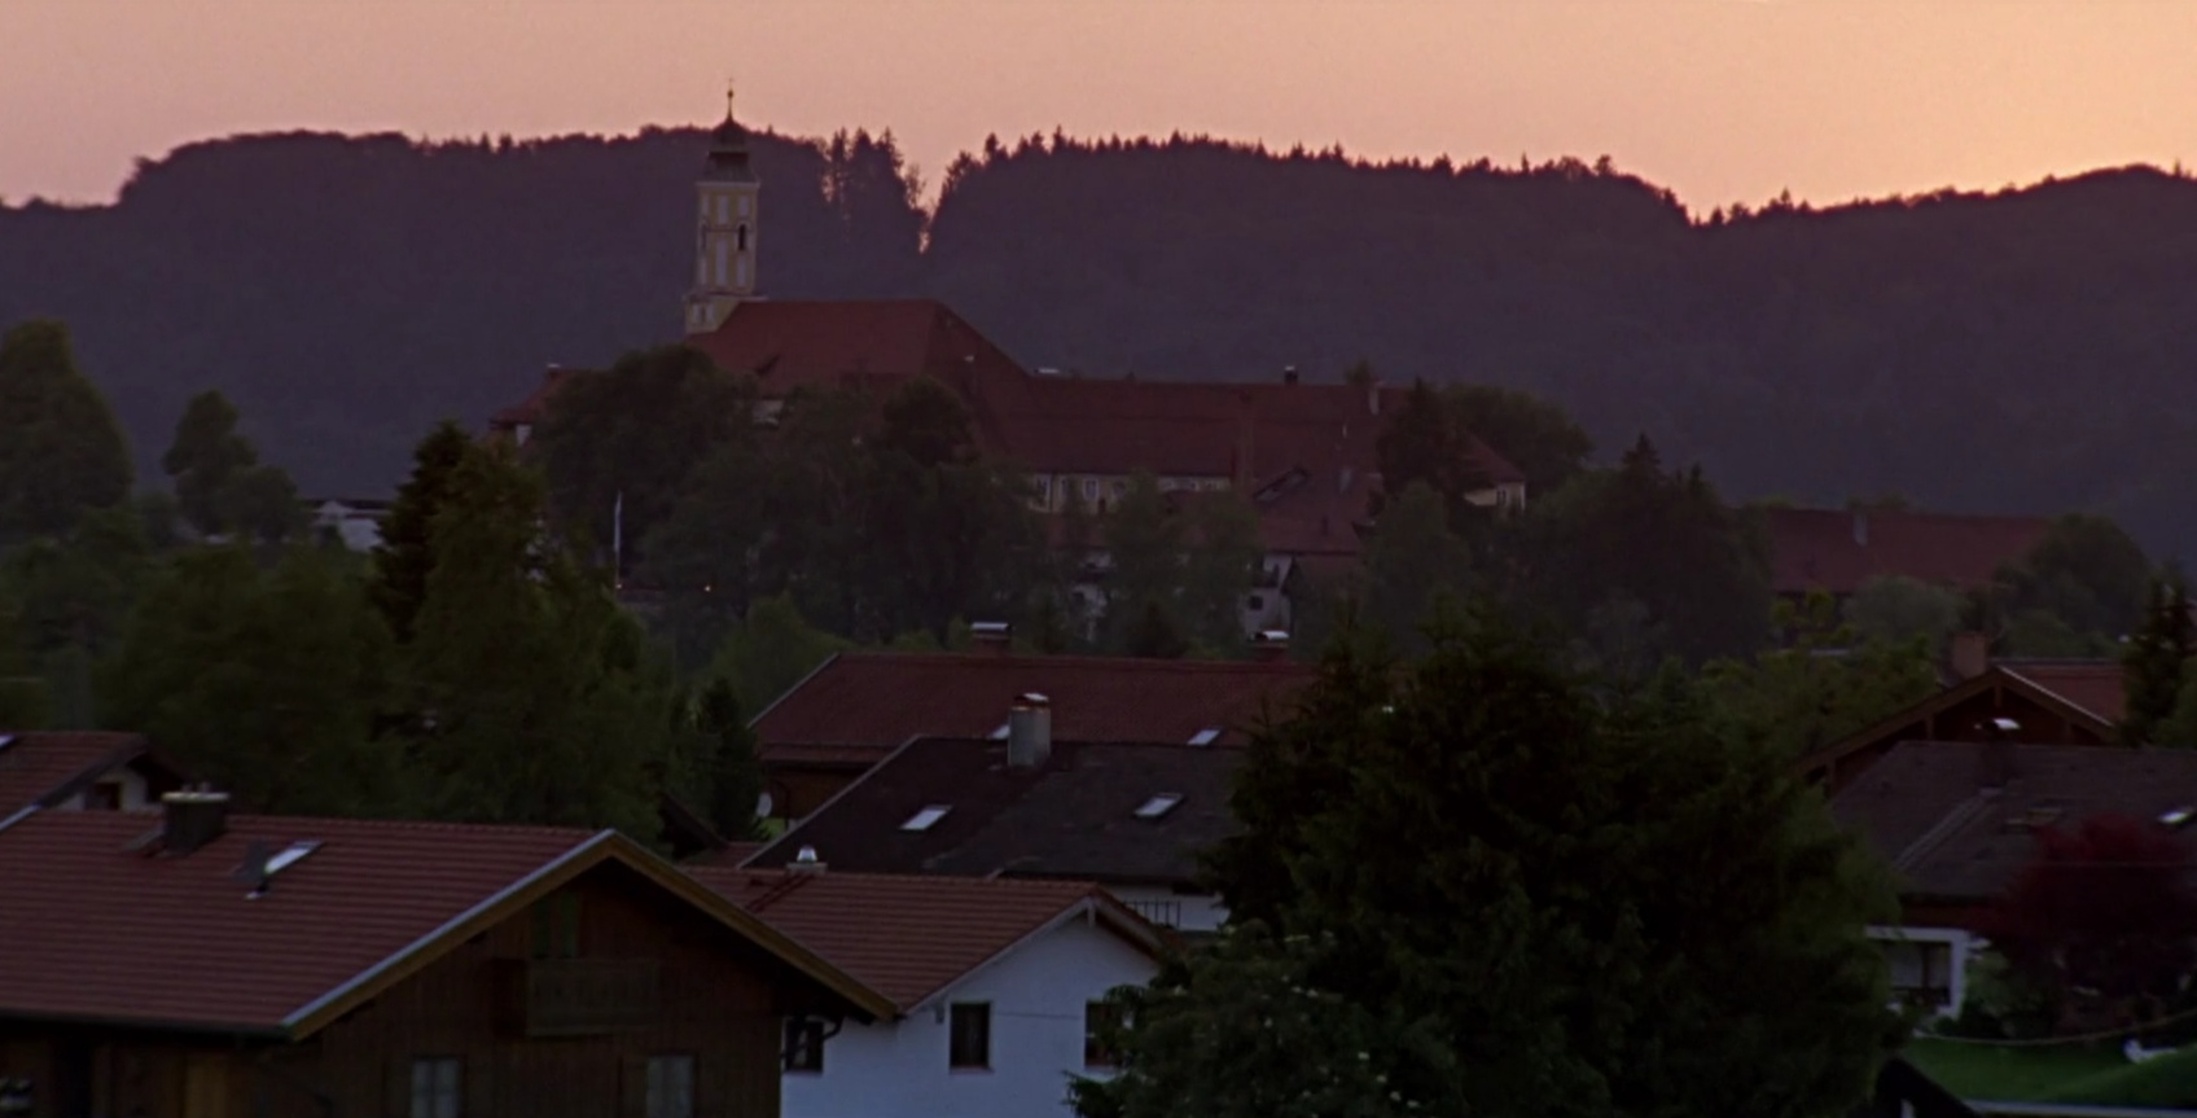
[{"x1": 686, "y1": 84, "x2": 760, "y2": 336}]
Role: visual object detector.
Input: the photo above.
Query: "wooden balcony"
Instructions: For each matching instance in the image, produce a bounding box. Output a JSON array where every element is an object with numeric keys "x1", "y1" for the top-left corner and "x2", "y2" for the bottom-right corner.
[{"x1": 497, "y1": 958, "x2": 661, "y2": 1038}]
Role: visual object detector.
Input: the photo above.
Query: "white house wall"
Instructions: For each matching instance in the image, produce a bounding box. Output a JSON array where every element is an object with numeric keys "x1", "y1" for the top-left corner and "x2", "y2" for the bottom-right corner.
[{"x1": 787, "y1": 914, "x2": 1157, "y2": 1118}]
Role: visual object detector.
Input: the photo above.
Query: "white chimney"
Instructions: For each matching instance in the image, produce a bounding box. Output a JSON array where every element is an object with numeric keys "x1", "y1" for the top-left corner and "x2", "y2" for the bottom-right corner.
[
  {"x1": 789, "y1": 845, "x2": 827, "y2": 874},
  {"x1": 1008, "y1": 692, "x2": 1053, "y2": 769}
]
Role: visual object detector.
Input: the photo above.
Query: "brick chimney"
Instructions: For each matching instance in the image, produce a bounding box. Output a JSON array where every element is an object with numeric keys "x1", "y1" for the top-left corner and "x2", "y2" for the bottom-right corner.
[
  {"x1": 161, "y1": 788, "x2": 230, "y2": 856},
  {"x1": 970, "y1": 621, "x2": 1012, "y2": 657},
  {"x1": 1948, "y1": 631, "x2": 1992, "y2": 681}
]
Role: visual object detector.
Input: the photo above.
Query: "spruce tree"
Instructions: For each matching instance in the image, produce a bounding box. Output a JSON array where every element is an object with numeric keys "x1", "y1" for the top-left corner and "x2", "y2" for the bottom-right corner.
[
  {"x1": 0, "y1": 320, "x2": 133, "y2": 544},
  {"x1": 370, "y1": 421, "x2": 473, "y2": 643},
  {"x1": 403, "y1": 440, "x2": 669, "y2": 837},
  {"x1": 2121, "y1": 573, "x2": 2197, "y2": 746}
]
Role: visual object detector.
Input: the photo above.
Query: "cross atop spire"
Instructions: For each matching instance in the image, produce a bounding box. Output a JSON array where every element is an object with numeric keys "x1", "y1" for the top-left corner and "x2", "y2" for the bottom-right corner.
[{"x1": 725, "y1": 78, "x2": 737, "y2": 121}]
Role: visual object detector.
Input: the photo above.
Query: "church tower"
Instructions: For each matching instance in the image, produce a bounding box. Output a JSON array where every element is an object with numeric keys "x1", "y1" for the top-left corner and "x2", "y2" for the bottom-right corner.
[{"x1": 685, "y1": 87, "x2": 760, "y2": 336}]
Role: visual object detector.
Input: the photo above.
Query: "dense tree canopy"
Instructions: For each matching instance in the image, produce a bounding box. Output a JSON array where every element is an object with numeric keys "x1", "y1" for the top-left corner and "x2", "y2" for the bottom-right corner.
[
  {"x1": 100, "y1": 545, "x2": 402, "y2": 815},
  {"x1": 1091, "y1": 615, "x2": 1899, "y2": 1118},
  {"x1": 1515, "y1": 436, "x2": 1774, "y2": 668},
  {"x1": 402, "y1": 440, "x2": 673, "y2": 836},
  {"x1": 1704, "y1": 593, "x2": 1942, "y2": 761}
]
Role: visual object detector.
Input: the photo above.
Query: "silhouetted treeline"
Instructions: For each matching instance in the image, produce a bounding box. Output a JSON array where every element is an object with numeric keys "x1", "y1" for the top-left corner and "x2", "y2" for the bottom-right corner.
[{"x1": 7, "y1": 127, "x2": 2197, "y2": 554}]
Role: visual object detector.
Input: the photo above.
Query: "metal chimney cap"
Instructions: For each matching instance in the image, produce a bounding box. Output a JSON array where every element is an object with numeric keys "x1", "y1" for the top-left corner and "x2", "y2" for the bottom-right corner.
[
  {"x1": 161, "y1": 789, "x2": 232, "y2": 805},
  {"x1": 1015, "y1": 692, "x2": 1051, "y2": 707}
]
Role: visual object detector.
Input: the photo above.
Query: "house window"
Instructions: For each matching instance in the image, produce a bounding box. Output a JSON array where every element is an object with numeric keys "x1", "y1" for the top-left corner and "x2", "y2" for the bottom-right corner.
[
  {"x1": 1085, "y1": 1002, "x2": 1125, "y2": 1067},
  {"x1": 1081, "y1": 478, "x2": 1101, "y2": 502},
  {"x1": 948, "y1": 1003, "x2": 991, "y2": 1069},
  {"x1": 645, "y1": 1054, "x2": 696, "y2": 1118},
  {"x1": 738, "y1": 194, "x2": 752, "y2": 217},
  {"x1": 736, "y1": 223, "x2": 750, "y2": 252},
  {"x1": 530, "y1": 892, "x2": 580, "y2": 959},
  {"x1": 784, "y1": 1019, "x2": 827, "y2": 1073},
  {"x1": 409, "y1": 1057, "x2": 462, "y2": 1118},
  {"x1": 1109, "y1": 479, "x2": 1128, "y2": 499},
  {"x1": 83, "y1": 782, "x2": 122, "y2": 810}
]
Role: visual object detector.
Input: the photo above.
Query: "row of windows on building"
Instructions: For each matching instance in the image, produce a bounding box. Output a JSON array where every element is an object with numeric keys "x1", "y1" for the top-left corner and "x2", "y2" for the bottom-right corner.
[
  {"x1": 408, "y1": 1054, "x2": 695, "y2": 1118},
  {"x1": 404, "y1": 1002, "x2": 1127, "y2": 1118},
  {"x1": 1028, "y1": 474, "x2": 1232, "y2": 513}
]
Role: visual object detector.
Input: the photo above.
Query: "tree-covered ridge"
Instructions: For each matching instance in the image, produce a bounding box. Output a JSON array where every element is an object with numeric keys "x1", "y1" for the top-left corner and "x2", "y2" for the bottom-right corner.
[{"x1": 6, "y1": 127, "x2": 2197, "y2": 544}]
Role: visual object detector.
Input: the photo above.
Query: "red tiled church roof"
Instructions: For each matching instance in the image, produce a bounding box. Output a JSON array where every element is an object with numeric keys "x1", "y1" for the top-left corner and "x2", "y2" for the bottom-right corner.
[
  {"x1": 751, "y1": 651, "x2": 1315, "y2": 764},
  {"x1": 691, "y1": 298, "x2": 1027, "y2": 401},
  {"x1": 1763, "y1": 507, "x2": 2051, "y2": 596},
  {"x1": 687, "y1": 867, "x2": 1157, "y2": 1014}
]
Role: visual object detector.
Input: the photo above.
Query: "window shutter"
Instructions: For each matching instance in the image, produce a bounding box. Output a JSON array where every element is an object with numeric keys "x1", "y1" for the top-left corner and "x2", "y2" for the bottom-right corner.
[
  {"x1": 386, "y1": 1057, "x2": 411, "y2": 1118},
  {"x1": 619, "y1": 1055, "x2": 649, "y2": 1118}
]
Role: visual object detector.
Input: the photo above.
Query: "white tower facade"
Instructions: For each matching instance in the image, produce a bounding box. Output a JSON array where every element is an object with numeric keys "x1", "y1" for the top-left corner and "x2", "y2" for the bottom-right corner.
[{"x1": 685, "y1": 89, "x2": 760, "y2": 336}]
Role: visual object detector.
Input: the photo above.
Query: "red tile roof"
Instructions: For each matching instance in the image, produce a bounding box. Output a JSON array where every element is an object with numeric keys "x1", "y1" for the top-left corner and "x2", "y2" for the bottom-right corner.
[
  {"x1": 971, "y1": 372, "x2": 1523, "y2": 537},
  {"x1": 490, "y1": 300, "x2": 1025, "y2": 430},
  {"x1": 1762, "y1": 507, "x2": 2051, "y2": 596},
  {"x1": 691, "y1": 298, "x2": 1025, "y2": 401},
  {"x1": 1999, "y1": 661, "x2": 2127, "y2": 724},
  {"x1": 751, "y1": 651, "x2": 1315, "y2": 763},
  {"x1": 0, "y1": 810, "x2": 599, "y2": 1032},
  {"x1": 0, "y1": 732, "x2": 153, "y2": 814},
  {"x1": 0, "y1": 810, "x2": 893, "y2": 1033},
  {"x1": 489, "y1": 366, "x2": 581, "y2": 430},
  {"x1": 688, "y1": 867, "x2": 1158, "y2": 1013}
]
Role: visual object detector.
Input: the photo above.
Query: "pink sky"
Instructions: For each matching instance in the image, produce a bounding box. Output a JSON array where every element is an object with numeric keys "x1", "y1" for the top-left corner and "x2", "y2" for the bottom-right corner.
[{"x1": 4, "y1": 1, "x2": 2193, "y2": 213}]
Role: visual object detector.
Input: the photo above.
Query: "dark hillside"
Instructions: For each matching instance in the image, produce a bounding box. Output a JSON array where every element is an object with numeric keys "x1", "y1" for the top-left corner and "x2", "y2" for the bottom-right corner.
[
  {"x1": 4, "y1": 127, "x2": 2196, "y2": 554},
  {"x1": 0, "y1": 127, "x2": 924, "y2": 493},
  {"x1": 926, "y1": 144, "x2": 2197, "y2": 554}
]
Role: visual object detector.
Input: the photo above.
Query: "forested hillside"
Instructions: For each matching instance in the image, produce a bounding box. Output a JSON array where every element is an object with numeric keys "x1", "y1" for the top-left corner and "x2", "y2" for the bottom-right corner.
[{"x1": 6, "y1": 126, "x2": 2196, "y2": 553}]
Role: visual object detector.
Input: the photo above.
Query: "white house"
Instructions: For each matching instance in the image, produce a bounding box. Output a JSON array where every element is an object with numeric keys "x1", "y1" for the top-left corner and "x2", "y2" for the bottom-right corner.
[{"x1": 689, "y1": 865, "x2": 1165, "y2": 1118}]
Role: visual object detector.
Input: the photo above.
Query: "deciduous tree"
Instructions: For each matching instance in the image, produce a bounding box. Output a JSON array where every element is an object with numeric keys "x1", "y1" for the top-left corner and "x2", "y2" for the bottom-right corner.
[
  {"x1": 1093, "y1": 614, "x2": 1898, "y2": 1118},
  {"x1": 99, "y1": 545, "x2": 403, "y2": 815},
  {"x1": 1990, "y1": 813, "x2": 2197, "y2": 1028}
]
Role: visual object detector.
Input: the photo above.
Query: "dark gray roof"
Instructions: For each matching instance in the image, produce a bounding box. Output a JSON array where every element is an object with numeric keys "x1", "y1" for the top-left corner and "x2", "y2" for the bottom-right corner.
[
  {"x1": 1830, "y1": 740, "x2": 2197, "y2": 902},
  {"x1": 745, "y1": 738, "x2": 1241, "y2": 887}
]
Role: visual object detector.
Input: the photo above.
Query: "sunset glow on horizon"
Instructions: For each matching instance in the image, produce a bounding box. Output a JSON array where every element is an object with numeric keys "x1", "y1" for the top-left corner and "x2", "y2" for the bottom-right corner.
[{"x1": 5, "y1": 0, "x2": 2193, "y2": 214}]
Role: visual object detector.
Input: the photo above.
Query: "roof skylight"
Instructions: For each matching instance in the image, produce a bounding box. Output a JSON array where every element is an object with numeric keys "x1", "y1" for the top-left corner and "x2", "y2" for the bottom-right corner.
[
  {"x1": 1134, "y1": 794, "x2": 1184, "y2": 820},
  {"x1": 901, "y1": 805, "x2": 953, "y2": 832},
  {"x1": 266, "y1": 840, "x2": 322, "y2": 874},
  {"x1": 1187, "y1": 728, "x2": 1222, "y2": 747}
]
